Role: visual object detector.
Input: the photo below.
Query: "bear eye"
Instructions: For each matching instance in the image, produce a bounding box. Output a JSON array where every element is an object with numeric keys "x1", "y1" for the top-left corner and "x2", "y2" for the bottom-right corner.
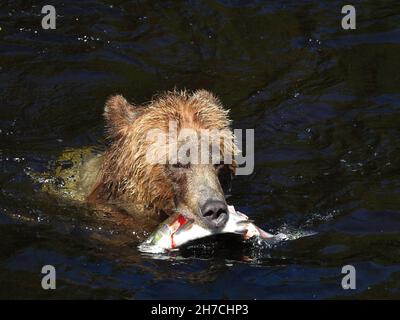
[
  {"x1": 171, "y1": 162, "x2": 190, "y2": 169},
  {"x1": 214, "y1": 162, "x2": 225, "y2": 170}
]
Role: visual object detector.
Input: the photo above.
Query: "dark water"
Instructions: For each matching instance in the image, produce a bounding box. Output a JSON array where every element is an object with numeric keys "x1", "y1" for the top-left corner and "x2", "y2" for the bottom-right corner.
[{"x1": 1, "y1": 0, "x2": 400, "y2": 299}]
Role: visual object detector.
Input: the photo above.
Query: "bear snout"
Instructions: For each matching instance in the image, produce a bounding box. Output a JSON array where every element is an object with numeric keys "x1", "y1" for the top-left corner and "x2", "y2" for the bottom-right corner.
[{"x1": 200, "y1": 199, "x2": 228, "y2": 229}]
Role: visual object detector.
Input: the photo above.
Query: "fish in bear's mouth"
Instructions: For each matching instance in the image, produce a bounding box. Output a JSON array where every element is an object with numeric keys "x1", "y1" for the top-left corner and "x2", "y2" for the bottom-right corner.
[{"x1": 138, "y1": 205, "x2": 278, "y2": 254}]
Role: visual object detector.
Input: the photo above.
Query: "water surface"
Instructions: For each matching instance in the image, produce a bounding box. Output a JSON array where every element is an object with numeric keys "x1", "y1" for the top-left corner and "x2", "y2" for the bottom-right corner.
[{"x1": 1, "y1": 0, "x2": 400, "y2": 299}]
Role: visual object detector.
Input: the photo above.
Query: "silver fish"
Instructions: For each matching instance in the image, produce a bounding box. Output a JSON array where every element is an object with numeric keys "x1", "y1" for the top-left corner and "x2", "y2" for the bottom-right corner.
[{"x1": 138, "y1": 205, "x2": 275, "y2": 254}]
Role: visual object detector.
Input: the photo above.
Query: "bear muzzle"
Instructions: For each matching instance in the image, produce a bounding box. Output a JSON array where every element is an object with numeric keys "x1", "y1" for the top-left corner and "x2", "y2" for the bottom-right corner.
[{"x1": 200, "y1": 199, "x2": 229, "y2": 229}]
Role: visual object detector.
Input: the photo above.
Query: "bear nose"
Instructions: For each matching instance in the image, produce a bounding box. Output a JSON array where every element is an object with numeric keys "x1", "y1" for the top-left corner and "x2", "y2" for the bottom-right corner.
[{"x1": 201, "y1": 200, "x2": 228, "y2": 228}]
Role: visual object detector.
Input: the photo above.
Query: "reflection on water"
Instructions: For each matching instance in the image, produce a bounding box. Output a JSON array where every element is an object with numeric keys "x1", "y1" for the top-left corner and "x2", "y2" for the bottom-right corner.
[{"x1": 1, "y1": 0, "x2": 400, "y2": 299}]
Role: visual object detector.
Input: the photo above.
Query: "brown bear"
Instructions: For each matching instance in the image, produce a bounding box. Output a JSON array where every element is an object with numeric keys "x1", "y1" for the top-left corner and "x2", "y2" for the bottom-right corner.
[{"x1": 76, "y1": 90, "x2": 237, "y2": 232}]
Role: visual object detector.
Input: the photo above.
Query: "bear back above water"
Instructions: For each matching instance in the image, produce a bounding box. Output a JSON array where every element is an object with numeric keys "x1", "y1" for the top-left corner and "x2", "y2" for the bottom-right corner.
[{"x1": 36, "y1": 90, "x2": 238, "y2": 232}]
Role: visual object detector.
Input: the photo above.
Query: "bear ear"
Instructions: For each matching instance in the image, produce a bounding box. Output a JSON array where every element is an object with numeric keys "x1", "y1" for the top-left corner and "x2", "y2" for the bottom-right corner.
[
  {"x1": 104, "y1": 95, "x2": 138, "y2": 137},
  {"x1": 191, "y1": 89, "x2": 222, "y2": 106}
]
